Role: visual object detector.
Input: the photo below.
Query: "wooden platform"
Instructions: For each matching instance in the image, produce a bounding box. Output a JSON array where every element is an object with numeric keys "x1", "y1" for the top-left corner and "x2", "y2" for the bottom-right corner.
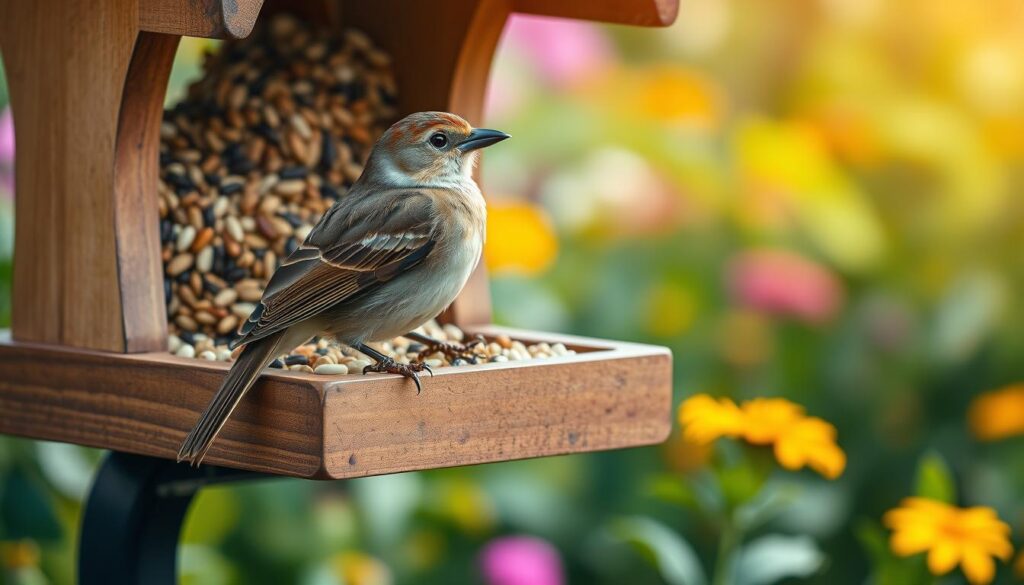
[{"x1": 0, "y1": 327, "x2": 672, "y2": 479}]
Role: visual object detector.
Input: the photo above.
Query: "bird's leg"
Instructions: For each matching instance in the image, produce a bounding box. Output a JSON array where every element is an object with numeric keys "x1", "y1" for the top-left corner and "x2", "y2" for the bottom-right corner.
[
  {"x1": 357, "y1": 344, "x2": 432, "y2": 394},
  {"x1": 404, "y1": 331, "x2": 486, "y2": 364}
]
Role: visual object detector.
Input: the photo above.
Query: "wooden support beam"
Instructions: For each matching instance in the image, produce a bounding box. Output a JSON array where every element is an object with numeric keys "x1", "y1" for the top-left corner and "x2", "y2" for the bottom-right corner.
[
  {"x1": 139, "y1": 0, "x2": 265, "y2": 39},
  {"x1": 514, "y1": 0, "x2": 678, "y2": 27}
]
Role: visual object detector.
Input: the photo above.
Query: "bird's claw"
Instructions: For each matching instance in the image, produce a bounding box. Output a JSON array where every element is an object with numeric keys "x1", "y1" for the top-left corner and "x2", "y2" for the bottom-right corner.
[
  {"x1": 421, "y1": 334, "x2": 487, "y2": 363},
  {"x1": 363, "y1": 358, "x2": 432, "y2": 394}
]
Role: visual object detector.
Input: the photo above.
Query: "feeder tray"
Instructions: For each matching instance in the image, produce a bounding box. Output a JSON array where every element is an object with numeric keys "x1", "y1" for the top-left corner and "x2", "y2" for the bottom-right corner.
[{"x1": 0, "y1": 0, "x2": 678, "y2": 479}]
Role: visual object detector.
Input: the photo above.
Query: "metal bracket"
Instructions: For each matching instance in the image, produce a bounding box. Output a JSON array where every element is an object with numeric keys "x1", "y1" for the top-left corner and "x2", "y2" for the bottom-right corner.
[{"x1": 78, "y1": 451, "x2": 267, "y2": 585}]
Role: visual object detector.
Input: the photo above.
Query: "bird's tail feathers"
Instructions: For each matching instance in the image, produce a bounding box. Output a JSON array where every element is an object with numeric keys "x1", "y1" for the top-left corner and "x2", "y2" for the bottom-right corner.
[{"x1": 177, "y1": 330, "x2": 287, "y2": 466}]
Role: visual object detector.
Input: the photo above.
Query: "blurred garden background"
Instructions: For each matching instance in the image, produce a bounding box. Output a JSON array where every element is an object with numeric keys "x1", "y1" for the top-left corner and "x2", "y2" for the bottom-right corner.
[{"x1": 4, "y1": 0, "x2": 1024, "y2": 583}]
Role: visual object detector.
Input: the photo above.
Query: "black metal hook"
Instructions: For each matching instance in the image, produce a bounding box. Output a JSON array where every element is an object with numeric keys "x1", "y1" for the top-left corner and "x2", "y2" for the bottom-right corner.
[{"x1": 78, "y1": 451, "x2": 268, "y2": 585}]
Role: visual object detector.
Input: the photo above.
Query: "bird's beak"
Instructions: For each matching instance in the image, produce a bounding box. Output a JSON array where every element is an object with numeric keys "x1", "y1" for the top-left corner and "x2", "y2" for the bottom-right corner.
[{"x1": 459, "y1": 128, "x2": 510, "y2": 152}]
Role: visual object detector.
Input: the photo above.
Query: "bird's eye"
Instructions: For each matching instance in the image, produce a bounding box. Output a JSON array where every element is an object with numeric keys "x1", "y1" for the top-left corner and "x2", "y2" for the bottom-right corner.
[{"x1": 429, "y1": 132, "x2": 448, "y2": 149}]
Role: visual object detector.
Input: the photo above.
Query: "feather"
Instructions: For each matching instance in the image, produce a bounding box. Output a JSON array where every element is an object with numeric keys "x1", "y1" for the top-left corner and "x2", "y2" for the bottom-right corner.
[
  {"x1": 230, "y1": 189, "x2": 439, "y2": 350},
  {"x1": 178, "y1": 330, "x2": 288, "y2": 466}
]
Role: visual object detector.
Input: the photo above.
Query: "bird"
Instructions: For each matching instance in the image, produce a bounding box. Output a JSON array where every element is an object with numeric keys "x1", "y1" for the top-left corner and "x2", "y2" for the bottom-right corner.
[{"x1": 177, "y1": 111, "x2": 509, "y2": 466}]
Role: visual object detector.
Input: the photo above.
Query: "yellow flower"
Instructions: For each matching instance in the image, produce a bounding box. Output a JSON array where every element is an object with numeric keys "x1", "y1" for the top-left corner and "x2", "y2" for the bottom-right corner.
[
  {"x1": 883, "y1": 498, "x2": 1012, "y2": 585},
  {"x1": 678, "y1": 394, "x2": 743, "y2": 444},
  {"x1": 437, "y1": 478, "x2": 496, "y2": 535},
  {"x1": 967, "y1": 384, "x2": 1024, "y2": 441},
  {"x1": 631, "y1": 65, "x2": 724, "y2": 132},
  {"x1": 739, "y1": 398, "x2": 804, "y2": 445},
  {"x1": 773, "y1": 417, "x2": 846, "y2": 479},
  {"x1": 484, "y1": 201, "x2": 558, "y2": 276},
  {"x1": 332, "y1": 551, "x2": 393, "y2": 585},
  {"x1": 0, "y1": 540, "x2": 39, "y2": 569},
  {"x1": 677, "y1": 394, "x2": 846, "y2": 479}
]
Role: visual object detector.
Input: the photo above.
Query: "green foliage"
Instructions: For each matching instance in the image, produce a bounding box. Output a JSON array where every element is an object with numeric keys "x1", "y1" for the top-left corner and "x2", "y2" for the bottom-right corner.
[
  {"x1": 733, "y1": 535, "x2": 825, "y2": 585},
  {"x1": 605, "y1": 516, "x2": 707, "y2": 585},
  {"x1": 914, "y1": 451, "x2": 957, "y2": 504},
  {"x1": 0, "y1": 472, "x2": 60, "y2": 542},
  {"x1": 0, "y1": 260, "x2": 10, "y2": 329}
]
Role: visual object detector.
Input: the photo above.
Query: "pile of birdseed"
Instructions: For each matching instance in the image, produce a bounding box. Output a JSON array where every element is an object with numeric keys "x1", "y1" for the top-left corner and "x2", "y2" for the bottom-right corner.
[
  {"x1": 169, "y1": 319, "x2": 576, "y2": 373},
  {"x1": 159, "y1": 14, "x2": 561, "y2": 373},
  {"x1": 161, "y1": 14, "x2": 396, "y2": 349}
]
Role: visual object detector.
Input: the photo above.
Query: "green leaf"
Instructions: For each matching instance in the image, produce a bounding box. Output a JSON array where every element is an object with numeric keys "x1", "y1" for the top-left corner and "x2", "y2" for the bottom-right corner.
[
  {"x1": 182, "y1": 486, "x2": 241, "y2": 545},
  {"x1": 0, "y1": 471, "x2": 61, "y2": 541},
  {"x1": 34, "y1": 442, "x2": 96, "y2": 500},
  {"x1": 717, "y1": 462, "x2": 766, "y2": 509},
  {"x1": 607, "y1": 516, "x2": 708, "y2": 585},
  {"x1": 733, "y1": 535, "x2": 825, "y2": 585},
  {"x1": 646, "y1": 474, "x2": 699, "y2": 509},
  {"x1": 914, "y1": 451, "x2": 956, "y2": 504},
  {"x1": 180, "y1": 544, "x2": 236, "y2": 585},
  {"x1": 734, "y1": 481, "x2": 800, "y2": 532}
]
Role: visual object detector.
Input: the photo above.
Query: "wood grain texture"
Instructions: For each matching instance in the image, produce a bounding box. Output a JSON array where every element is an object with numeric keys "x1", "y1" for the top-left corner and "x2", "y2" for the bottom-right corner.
[
  {"x1": 115, "y1": 32, "x2": 180, "y2": 352},
  {"x1": 0, "y1": 327, "x2": 672, "y2": 478},
  {"x1": 0, "y1": 0, "x2": 138, "y2": 351},
  {"x1": 139, "y1": 0, "x2": 265, "y2": 39},
  {"x1": 514, "y1": 0, "x2": 679, "y2": 26}
]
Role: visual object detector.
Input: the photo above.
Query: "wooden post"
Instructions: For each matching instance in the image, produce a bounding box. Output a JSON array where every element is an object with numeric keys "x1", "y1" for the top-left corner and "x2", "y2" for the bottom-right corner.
[
  {"x1": 2, "y1": 0, "x2": 142, "y2": 351},
  {"x1": 0, "y1": 0, "x2": 262, "y2": 352}
]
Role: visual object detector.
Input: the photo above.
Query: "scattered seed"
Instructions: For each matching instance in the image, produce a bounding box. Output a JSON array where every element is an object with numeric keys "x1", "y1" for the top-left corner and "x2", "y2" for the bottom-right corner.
[
  {"x1": 314, "y1": 363, "x2": 349, "y2": 375},
  {"x1": 348, "y1": 359, "x2": 371, "y2": 372}
]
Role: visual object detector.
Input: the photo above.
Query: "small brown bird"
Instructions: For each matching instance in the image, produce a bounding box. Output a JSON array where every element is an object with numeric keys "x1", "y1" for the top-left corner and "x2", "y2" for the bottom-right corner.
[{"x1": 177, "y1": 111, "x2": 509, "y2": 465}]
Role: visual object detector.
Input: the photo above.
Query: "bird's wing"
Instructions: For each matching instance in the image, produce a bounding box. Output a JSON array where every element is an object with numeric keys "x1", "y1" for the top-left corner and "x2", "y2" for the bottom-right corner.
[{"x1": 230, "y1": 190, "x2": 438, "y2": 348}]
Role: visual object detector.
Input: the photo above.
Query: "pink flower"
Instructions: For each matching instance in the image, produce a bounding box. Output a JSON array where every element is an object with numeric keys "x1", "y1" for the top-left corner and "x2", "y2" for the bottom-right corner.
[
  {"x1": 502, "y1": 15, "x2": 615, "y2": 88},
  {"x1": 480, "y1": 536, "x2": 564, "y2": 585},
  {"x1": 727, "y1": 249, "x2": 843, "y2": 324},
  {"x1": 0, "y1": 107, "x2": 14, "y2": 196}
]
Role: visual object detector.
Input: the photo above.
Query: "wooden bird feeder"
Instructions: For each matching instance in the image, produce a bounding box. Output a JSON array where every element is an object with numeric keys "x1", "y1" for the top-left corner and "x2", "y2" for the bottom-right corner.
[{"x1": 0, "y1": 0, "x2": 678, "y2": 481}]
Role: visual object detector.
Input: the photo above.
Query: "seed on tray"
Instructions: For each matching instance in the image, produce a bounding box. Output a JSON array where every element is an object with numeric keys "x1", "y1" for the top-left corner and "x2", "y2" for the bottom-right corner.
[
  {"x1": 314, "y1": 363, "x2": 349, "y2": 375},
  {"x1": 347, "y1": 359, "x2": 371, "y2": 372}
]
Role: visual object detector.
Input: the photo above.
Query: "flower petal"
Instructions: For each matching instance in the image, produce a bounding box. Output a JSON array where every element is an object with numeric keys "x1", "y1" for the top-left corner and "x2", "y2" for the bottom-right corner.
[
  {"x1": 927, "y1": 540, "x2": 960, "y2": 576},
  {"x1": 678, "y1": 394, "x2": 744, "y2": 444},
  {"x1": 961, "y1": 546, "x2": 996, "y2": 585},
  {"x1": 771, "y1": 417, "x2": 846, "y2": 478},
  {"x1": 889, "y1": 526, "x2": 939, "y2": 556},
  {"x1": 740, "y1": 398, "x2": 804, "y2": 444}
]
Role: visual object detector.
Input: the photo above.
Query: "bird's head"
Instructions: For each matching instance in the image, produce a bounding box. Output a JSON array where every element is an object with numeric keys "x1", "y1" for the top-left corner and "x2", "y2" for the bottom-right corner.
[{"x1": 363, "y1": 112, "x2": 509, "y2": 186}]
